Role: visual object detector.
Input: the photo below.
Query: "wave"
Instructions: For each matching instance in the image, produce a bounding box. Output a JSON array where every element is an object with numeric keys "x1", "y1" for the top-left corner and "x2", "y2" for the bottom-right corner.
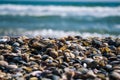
[
  {"x1": 0, "y1": 29, "x2": 119, "y2": 38},
  {"x1": 0, "y1": 4, "x2": 120, "y2": 17}
]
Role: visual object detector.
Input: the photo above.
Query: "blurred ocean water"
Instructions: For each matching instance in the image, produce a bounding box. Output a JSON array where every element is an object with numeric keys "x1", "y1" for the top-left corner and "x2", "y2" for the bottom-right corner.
[{"x1": 0, "y1": 1, "x2": 120, "y2": 38}]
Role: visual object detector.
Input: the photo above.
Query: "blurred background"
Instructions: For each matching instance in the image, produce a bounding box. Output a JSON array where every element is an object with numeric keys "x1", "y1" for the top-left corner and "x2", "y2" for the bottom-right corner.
[{"x1": 0, "y1": 0, "x2": 120, "y2": 38}]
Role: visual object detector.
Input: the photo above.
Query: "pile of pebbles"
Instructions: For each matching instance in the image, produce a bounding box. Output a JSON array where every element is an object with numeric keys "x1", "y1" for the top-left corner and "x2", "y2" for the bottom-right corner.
[{"x1": 0, "y1": 36, "x2": 120, "y2": 80}]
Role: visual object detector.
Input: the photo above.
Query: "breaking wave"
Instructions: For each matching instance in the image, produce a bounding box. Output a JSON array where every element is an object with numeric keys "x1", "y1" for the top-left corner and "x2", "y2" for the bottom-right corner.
[
  {"x1": 0, "y1": 4, "x2": 120, "y2": 17},
  {"x1": 0, "y1": 29, "x2": 119, "y2": 38}
]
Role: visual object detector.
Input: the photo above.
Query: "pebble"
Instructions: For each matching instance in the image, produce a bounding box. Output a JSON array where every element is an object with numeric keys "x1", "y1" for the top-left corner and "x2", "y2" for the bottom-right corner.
[
  {"x1": 0, "y1": 61, "x2": 8, "y2": 67},
  {"x1": 0, "y1": 36, "x2": 119, "y2": 80},
  {"x1": 0, "y1": 39, "x2": 8, "y2": 43},
  {"x1": 30, "y1": 77, "x2": 38, "y2": 80},
  {"x1": 110, "y1": 71, "x2": 120, "y2": 80}
]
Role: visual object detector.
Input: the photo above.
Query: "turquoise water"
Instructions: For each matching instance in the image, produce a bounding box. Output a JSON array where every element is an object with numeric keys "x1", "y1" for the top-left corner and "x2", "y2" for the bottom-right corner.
[{"x1": 0, "y1": 1, "x2": 120, "y2": 37}]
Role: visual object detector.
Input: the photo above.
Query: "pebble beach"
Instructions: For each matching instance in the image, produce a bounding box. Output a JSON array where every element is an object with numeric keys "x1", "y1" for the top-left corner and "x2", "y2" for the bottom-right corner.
[{"x1": 0, "y1": 36, "x2": 120, "y2": 80}]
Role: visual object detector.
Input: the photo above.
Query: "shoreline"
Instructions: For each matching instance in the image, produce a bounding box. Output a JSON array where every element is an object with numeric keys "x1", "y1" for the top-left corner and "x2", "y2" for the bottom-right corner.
[{"x1": 0, "y1": 36, "x2": 120, "y2": 80}]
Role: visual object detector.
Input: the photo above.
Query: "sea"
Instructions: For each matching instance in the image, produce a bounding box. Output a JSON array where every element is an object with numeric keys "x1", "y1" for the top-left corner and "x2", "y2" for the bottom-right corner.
[{"x1": 0, "y1": 1, "x2": 120, "y2": 38}]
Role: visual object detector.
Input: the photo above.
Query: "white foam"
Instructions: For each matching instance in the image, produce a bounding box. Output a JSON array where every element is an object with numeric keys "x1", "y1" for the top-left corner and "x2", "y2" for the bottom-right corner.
[
  {"x1": 0, "y1": 4, "x2": 120, "y2": 17},
  {"x1": 22, "y1": 29, "x2": 120, "y2": 38},
  {"x1": 1, "y1": 28, "x2": 119, "y2": 38}
]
